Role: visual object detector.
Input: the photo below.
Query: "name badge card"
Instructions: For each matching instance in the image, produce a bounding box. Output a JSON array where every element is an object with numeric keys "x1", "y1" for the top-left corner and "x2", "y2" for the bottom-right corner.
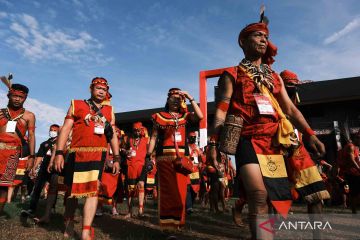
[
  {"x1": 193, "y1": 156, "x2": 199, "y2": 164},
  {"x1": 254, "y1": 94, "x2": 275, "y2": 115},
  {"x1": 94, "y1": 122, "x2": 105, "y2": 135},
  {"x1": 174, "y1": 132, "x2": 182, "y2": 142},
  {"x1": 6, "y1": 120, "x2": 17, "y2": 133},
  {"x1": 46, "y1": 149, "x2": 52, "y2": 156},
  {"x1": 131, "y1": 150, "x2": 136, "y2": 157}
]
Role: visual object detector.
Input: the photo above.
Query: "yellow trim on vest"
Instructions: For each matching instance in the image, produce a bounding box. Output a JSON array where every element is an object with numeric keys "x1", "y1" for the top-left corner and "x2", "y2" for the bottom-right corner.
[
  {"x1": 189, "y1": 172, "x2": 200, "y2": 179},
  {"x1": 16, "y1": 169, "x2": 26, "y2": 175},
  {"x1": 146, "y1": 177, "x2": 155, "y2": 184},
  {"x1": 73, "y1": 170, "x2": 99, "y2": 184}
]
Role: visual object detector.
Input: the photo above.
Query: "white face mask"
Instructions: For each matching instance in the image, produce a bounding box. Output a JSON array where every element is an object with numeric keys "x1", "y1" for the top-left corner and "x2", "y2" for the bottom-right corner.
[{"x1": 49, "y1": 131, "x2": 58, "y2": 138}]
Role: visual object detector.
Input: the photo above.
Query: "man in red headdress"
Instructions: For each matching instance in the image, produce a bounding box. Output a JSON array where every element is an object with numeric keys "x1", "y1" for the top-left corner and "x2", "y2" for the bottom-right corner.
[
  {"x1": 0, "y1": 82, "x2": 36, "y2": 214},
  {"x1": 209, "y1": 17, "x2": 325, "y2": 239},
  {"x1": 124, "y1": 121, "x2": 149, "y2": 217},
  {"x1": 54, "y1": 77, "x2": 120, "y2": 239}
]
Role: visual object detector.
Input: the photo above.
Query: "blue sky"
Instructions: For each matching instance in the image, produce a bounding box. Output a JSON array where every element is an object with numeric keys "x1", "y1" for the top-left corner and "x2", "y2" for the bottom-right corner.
[{"x1": 1, "y1": 0, "x2": 360, "y2": 145}]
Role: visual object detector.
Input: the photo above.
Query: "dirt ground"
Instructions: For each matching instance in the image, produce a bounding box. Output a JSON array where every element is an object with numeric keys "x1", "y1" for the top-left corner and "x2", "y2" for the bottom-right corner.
[{"x1": 0, "y1": 195, "x2": 358, "y2": 240}]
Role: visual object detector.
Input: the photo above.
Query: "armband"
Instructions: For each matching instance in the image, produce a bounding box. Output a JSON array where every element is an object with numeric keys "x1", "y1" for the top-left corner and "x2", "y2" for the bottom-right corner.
[
  {"x1": 55, "y1": 150, "x2": 64, "y2": 156},
  {"x1": 216, "y1": 101, "x2": 230, "y2": 112},
  {"x1": 303, "y1": 128, "x2": 315, "y2": 138},
  {"x1": 65, "y1": 115, "x2": 74, "y2": 120}
]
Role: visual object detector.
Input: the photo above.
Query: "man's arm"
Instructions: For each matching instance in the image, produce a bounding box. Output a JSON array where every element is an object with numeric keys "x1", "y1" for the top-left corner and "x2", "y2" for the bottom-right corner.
[
  {"x1": 147, "y1": 125, "x2": 158, "y2": 155},
  {"x1": 54, "y1": 107, "x2": 74, "y2": 172},
  {"x1": 276, "y1": 75, "x2": 325, "y2": 157},
  {"x1": 32, "y1": 142, "x2": 45, "y2": 170},
  {"x1": 208, "y1": 72, "x2": 234, "y2": 137},
  {"x1": 180, "y1": 91, "x2": 204, "y2": 121},
  {"x1": 347, "y1": 145, "x2": 360, "y2": 170},
  {"x1": 109, "y1": 112, "x2": 120, "y2": 174},
  {"x1": 26, "y1": 112, "x2": 36, "y2": 170}
]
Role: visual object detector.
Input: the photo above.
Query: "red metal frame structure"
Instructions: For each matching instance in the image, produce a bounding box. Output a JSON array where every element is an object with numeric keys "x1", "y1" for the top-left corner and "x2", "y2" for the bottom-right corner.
[{"x1": 198, "y1": 67, "x2": 233, "y2": 148}]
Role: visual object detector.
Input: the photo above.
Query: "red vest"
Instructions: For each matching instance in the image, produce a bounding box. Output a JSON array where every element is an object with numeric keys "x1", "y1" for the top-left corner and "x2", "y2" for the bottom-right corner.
[
  {"x1": 226, "y1": 66, "x2": 282, "y2": 136},
  {"x1": 127, "y1": 136, "x2": 148, "y2": 165},
  {"x1": 70, "y1": 100, "x2": 113, "y2": 148}
]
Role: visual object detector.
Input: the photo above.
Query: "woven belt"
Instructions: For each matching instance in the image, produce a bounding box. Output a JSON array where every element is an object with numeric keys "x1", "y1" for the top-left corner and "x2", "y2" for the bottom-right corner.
[
  {"x1": 68, "y1": 147, "x2": 107, "y2": 153},
  {"x1": 0, "y1": 142, "x2": 21, "y2": 150}
]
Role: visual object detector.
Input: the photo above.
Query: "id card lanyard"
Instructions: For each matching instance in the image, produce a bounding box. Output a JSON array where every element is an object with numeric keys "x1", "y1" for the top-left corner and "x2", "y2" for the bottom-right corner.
[
  {"x1": 5, "y1": 108, "x2": 24, "y2": 133},
  {"x1": 169, "y1": 112, "x2": 182, "y2": 143}
]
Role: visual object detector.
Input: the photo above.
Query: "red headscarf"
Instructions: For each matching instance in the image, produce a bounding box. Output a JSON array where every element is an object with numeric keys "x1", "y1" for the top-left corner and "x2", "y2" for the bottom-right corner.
[
  {"x1": 280, "y1": 70, "x2": 301, "y2": 85},
  {"x1": 167, "y1": 88, "x2": 187, "y2": 113},
  {"x1": 238, "y1": 23, "x2": 277, "y2": 65}
]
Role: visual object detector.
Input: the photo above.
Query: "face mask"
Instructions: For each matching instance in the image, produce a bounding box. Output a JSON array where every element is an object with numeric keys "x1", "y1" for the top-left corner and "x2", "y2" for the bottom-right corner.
[
  {"x1": 188, "y1": 137, "x2": 196, "y2": 144},
  {"x1": 49, "y1": 131, "x2": 58, "y2": 138}
]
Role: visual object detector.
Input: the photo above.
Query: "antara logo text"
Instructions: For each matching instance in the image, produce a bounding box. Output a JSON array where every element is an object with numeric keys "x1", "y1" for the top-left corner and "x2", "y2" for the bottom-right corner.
[{"x1": 278, "y1": 221, "x2": 332, "y2": 230}]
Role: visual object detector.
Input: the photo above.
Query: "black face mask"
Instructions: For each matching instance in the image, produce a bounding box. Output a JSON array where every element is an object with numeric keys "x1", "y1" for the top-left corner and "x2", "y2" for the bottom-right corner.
[
  {"x1": 188, "y1": 137, "x2": 196, "y2": 144},
  {"x1": 285, "y1": 86, "x2": 298, "y2": 99}
]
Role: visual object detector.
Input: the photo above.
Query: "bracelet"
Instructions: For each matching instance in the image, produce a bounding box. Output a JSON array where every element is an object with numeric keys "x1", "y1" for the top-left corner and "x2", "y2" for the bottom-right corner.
[
  {"x1": 189, "y1": 98, "x2": 195, "y2": 102},
  {"x1": 55, "y1": 150, "x2": 64, "y2": 156},
  {"x1": 113, "y1": 154, "x2": 121, "y2": 162},
  {"x1": 303, "y1": 128, "x2": 315, "y2": 138},
  {"x1": 28, "y1": 154, "x2": 35, "y2": 159}
]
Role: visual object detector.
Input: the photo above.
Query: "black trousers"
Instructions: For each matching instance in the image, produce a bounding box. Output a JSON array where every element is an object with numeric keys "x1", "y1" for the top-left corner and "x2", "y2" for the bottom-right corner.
[{"x1": 29, "y1": 160, "x2": 52, "y2": 211}]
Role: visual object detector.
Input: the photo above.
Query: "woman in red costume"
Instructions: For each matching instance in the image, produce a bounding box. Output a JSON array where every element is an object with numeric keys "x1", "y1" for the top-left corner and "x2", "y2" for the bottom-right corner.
[{"x1": 147, "y1": 88, "x2": 203, "y2": 232}]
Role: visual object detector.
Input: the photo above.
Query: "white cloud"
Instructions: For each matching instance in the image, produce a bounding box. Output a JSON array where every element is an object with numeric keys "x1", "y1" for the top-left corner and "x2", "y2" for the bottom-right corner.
[
  {"x1": 1, "y1": 13, "x2": 110, "y2": 65},
  {"x1": 10, "y1": 22, "x2": 29, "y2": 38},
  {"x1": 324, "y1": 17, "x2": 360, "y2": 44},
  {"x1": 0, "y1": 11, "x2": 7, "y2": 18}
]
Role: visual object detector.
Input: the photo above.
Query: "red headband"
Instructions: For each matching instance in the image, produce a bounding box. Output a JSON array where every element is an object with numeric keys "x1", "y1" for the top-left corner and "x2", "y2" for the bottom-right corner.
[
  {"x1": 133, "y1": 122, "x2": 143, "y2": 130},
  {"x1": 168, "y1": 89, "x2": 185, "y2": 99},
  {"x1": 280, "y1": 70, "x2": 300, "y2": 85},
  {"x1": 239, "y1": 23, "x2": 277, "y2": 65},
  {"x1": 90, "y1": 78, "x2": 109, "y2": 90},
  {"x1": 9, "y1": 89, "x2": 27, "y2": 98}
]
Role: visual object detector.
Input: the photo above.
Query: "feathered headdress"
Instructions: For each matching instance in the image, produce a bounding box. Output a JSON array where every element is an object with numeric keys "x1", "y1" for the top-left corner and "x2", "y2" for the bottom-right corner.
[{"x1": 1, "y1": 73, "x2": 13, "y2": 90}]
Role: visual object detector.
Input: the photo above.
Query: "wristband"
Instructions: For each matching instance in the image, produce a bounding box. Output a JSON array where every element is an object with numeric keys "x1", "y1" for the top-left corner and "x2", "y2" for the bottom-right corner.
[
  {"x1": 303, "y1": 128, "x2": 315, "y2": 138},
  {"x1": 28, "y1": 154, "x2": 35, "y2": 159},
  {"x1": 113, "y1": 154, "x2": 121, "y2": 162},
  {"x1": 189, "y1": 98, "x2": 195, "y2": 102},
  {"x1": 55, "y1": 150, "x2": 64, "y2": 156}
]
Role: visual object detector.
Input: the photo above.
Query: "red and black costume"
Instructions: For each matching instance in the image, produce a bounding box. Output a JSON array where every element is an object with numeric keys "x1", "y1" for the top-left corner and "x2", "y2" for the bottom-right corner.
[{"x1": 152, "y1": 111, "x2": 193, "y2": 230}]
